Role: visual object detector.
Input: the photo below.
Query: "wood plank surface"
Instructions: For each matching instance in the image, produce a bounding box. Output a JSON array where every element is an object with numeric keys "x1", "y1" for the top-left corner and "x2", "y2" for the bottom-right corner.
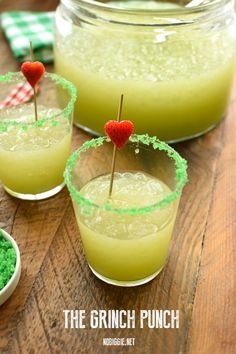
[
  {"x1": 0, "y1": 1, "x2": 235, "y2": 353},
  {"x1": 187, "y1": 85, "x2": 236, "y2": 354}
]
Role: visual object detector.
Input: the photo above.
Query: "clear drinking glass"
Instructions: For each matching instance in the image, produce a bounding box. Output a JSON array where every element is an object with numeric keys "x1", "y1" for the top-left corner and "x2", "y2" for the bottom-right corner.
[
  {"x1": 0, "y1": 72, "x2": 77, "y2": 200},
  {"x1": 65, "y1": 134, "x2": 188, "y2": 286},
  {"x1": 55, "y1": 0, "x2": 236, "y2": 142}
]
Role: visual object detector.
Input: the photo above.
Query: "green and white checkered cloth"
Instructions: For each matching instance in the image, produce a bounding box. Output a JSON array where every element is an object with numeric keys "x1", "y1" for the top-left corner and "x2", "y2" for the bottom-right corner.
[{"x1": 1, "y1": 11, "x2": 54, "y2": 63}]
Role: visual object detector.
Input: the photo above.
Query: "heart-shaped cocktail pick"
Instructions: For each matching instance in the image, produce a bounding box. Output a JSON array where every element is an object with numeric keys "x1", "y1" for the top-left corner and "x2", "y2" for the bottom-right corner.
[
  {"x1": 21, "y1": 61, "x2": 45, "y2": 89},
  {"x1": 104, "y1": 120, "x2": 134, "y2": 149},
  {"x1": 21, "y1": 41, "x2": 45, "y2": 121},
  {"x1": 104, "y1": 94, "x2": 134, "y2": 197}
]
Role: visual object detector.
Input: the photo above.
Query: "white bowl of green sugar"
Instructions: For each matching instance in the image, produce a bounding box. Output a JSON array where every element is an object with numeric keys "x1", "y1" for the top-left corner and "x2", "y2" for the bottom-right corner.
[{"x1": 0, "y1": 229, "x2": 21, "y2": 306}]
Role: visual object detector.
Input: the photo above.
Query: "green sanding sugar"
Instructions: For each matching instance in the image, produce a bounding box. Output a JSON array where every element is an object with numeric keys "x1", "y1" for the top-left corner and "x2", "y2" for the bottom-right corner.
[{"x1": 0, "y1": 230, "x2": 16, "y2": 290}]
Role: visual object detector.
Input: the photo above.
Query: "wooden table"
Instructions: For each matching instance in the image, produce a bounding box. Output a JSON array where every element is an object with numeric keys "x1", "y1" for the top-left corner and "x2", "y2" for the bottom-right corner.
[{"x1": 0, "y1": 1, "x2": 235, "y2": 353}]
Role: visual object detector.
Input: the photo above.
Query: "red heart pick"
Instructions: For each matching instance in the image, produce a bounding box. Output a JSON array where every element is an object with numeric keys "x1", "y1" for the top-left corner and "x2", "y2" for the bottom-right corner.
[
  {"x1": 104, "y1": 120, "x2": 134, "y2": 149},
  {"x1": 21, "y1": 61, "x2": 45, "y2": 88}
]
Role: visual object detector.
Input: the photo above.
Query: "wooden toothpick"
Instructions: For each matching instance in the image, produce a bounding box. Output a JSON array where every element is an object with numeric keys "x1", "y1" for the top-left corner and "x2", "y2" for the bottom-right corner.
[
  {"x1": 29, "y1": 41, "x2": 38, "y2": 121},
  {"x1": 108, "y1": 94, "x2": 124, "y2": 198}
]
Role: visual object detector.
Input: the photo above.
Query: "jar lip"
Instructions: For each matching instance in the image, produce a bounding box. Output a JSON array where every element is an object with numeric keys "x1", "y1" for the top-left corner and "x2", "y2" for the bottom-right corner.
[
  {"x1": 0, "y1": 72, "x2": 77, "y2": 132},
  {"x1": 73, "y1": 0, "x2": 227, "y2": 14},
  {"x1": 63, "y1": 0, "x2": 232, "y2": 27},
  {"x1": 64, "y1": 134, "x2": 188, "y2": 216}
]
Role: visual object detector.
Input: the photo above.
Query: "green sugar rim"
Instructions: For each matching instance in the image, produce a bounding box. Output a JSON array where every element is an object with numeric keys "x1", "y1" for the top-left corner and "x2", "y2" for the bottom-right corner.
[
  {"x1": 0, "y1": 72, "x2": 77, "y2": 133},
  {"x1": 64, "y1": 134, "x2": 188, "y2": 216}
]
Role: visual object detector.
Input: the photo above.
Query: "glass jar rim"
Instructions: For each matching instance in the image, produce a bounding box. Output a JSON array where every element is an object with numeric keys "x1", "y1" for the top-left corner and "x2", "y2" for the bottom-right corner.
[
  {"x1": 0, "y1": 71, "x2": 77, "y2": 132},
  {"x1": 69, "y1": 0, "x2": 227, "y2": 14},
  {"x1": 62, "y1": 0, "x2": 232, "y2": 27},
  {"x1": 64, "y1": 134, "x2": 188, "y2": 216}
]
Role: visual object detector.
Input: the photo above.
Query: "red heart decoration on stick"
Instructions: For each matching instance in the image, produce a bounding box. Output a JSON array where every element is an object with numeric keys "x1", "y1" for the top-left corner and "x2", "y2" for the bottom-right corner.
[
  {"x1": 21, "y1": 61, "x2": 45, "y2": 88},
  {"x1": 104, "y1": 120, "x2": 134, "y2": 149}
]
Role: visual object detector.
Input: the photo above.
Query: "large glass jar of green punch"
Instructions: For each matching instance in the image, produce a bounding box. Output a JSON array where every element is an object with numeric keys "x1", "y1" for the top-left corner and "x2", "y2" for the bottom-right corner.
[{"x1": 55, "y1": 0, "x2": 236, "y2": 142}]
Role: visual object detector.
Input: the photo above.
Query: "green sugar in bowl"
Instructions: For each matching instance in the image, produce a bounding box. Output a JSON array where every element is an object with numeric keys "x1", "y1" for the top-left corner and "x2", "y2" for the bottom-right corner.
[{"x1": 0, "y1": 229, "x2": 21, "y2": 306}]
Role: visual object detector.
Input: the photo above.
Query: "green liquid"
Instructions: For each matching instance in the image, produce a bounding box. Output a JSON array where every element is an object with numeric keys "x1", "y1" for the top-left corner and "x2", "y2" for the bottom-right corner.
[
  {"x1": 0, "y1": 105, "x2": 71, "y2": 194},
  {"x1": 74, "y1": 172, "x2": 178, "y2": 282}
]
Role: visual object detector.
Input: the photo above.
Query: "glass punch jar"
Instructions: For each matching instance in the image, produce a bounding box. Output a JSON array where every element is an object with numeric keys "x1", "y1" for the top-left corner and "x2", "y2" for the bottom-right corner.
[{"x1": 55, "y1": 0, "x2": 236, "y2": 142}]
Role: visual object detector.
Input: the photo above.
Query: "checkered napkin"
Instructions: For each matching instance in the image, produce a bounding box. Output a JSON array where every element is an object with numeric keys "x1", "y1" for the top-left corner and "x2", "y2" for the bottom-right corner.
[
  {"x1": 0, "y1": 81, "x2": 34, "y2": 109},
  {"x1": 0, "y1": 82, "x2": 34, "y2": 109},
  {"x1": 1, "y1": 11, "x2": 54, "y2": 63}
]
